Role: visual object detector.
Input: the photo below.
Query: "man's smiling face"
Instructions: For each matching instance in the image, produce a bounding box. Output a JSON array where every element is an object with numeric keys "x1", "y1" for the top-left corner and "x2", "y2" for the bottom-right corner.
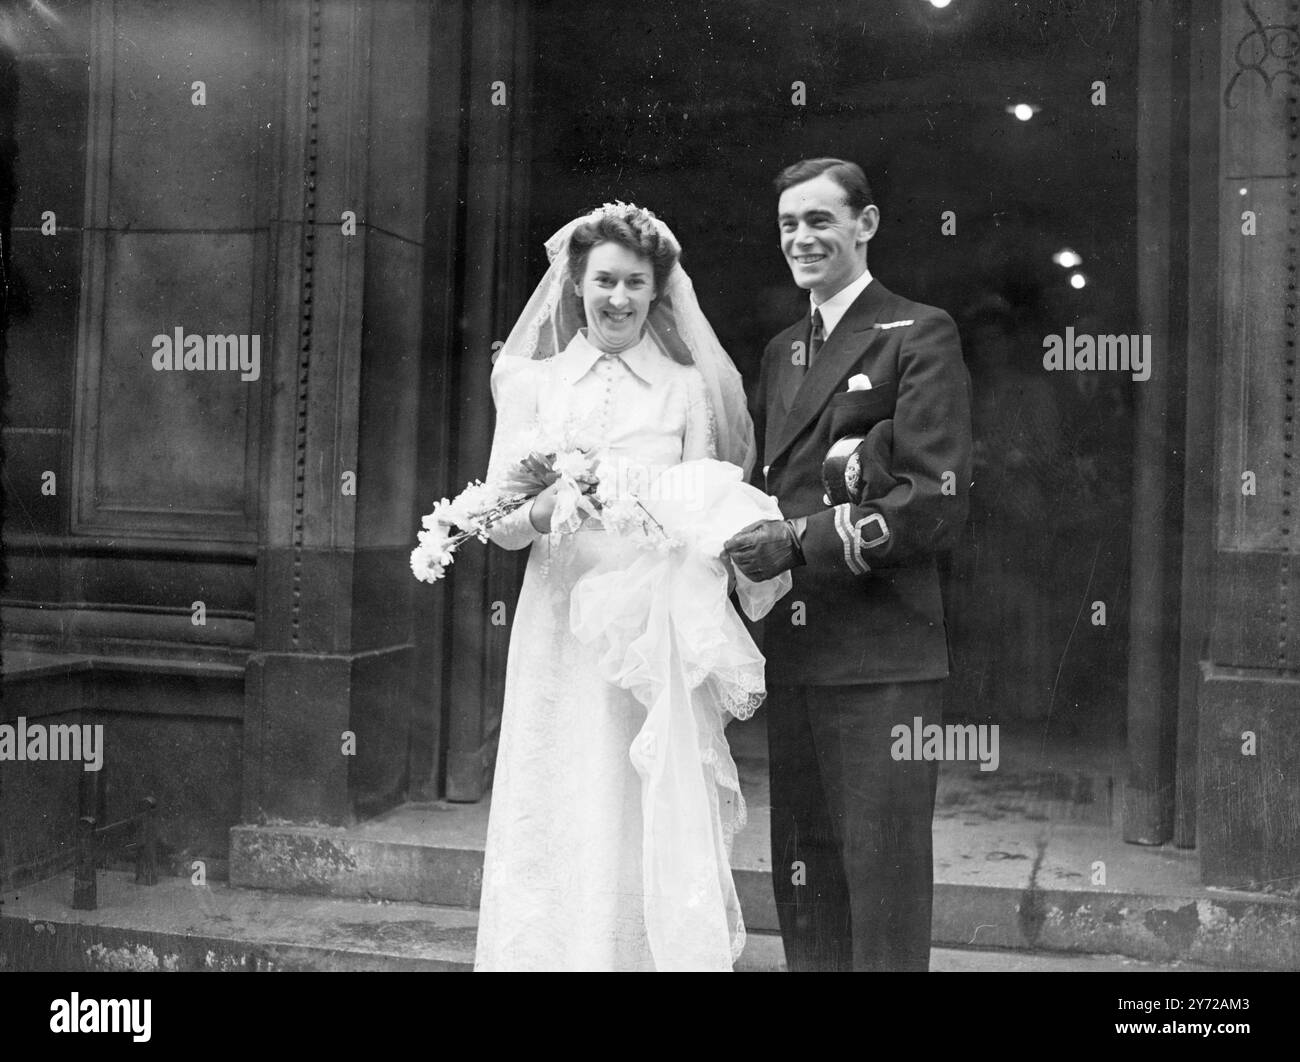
[{"x1": 778, "y1": 174, "x2": 878, "y2": 302}]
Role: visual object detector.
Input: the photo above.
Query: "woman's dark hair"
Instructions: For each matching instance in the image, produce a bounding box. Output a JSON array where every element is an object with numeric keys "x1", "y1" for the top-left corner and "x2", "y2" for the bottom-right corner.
[
  {"x1": 773, "y1": 158, "x2": 874, "y2": 214},
  {"x1": 566, "y1": 204, "x2": 678, "y2": 298}
]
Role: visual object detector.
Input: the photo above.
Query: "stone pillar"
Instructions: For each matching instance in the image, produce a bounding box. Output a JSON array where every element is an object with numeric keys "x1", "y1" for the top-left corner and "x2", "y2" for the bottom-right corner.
[
  {"x1": 1195, "y1": 0, "x2": 1300, "y2": 886},
  {"x1": 242, "y1": 0, "x2": 432, "y2": 824},
  {"x1": 1125, "y1": 0, "x2": 1185, "y2": 846},
  {"x1": 440, "y1": 0, "x2": 533, "y2": 802}
]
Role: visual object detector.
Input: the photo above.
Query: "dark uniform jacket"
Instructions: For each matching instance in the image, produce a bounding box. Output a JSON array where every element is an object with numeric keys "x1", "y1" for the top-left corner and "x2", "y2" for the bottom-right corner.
[{"x1": 752, "y1": 278, "x2": 973, "y2": 686}]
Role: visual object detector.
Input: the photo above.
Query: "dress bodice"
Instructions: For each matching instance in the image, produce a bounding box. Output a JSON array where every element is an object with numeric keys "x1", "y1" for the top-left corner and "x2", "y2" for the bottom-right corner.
[{"x1": 487, "y1": 329, "x2": 716, "y2": 549}]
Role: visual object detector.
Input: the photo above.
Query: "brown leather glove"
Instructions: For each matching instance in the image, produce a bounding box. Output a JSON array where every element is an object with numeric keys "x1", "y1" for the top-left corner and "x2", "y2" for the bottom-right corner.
[{"x1": 723, "y1": 519, "x2": 806, "y2": 582}]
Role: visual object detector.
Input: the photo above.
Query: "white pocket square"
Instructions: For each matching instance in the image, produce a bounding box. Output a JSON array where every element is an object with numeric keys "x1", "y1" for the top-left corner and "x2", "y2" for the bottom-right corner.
[
  {"x1": 846, "y1": 373, "x2": 873, "y2": 391},
  {"x1": 875, "y1": 319, "x2": 914, "y2": 330}
]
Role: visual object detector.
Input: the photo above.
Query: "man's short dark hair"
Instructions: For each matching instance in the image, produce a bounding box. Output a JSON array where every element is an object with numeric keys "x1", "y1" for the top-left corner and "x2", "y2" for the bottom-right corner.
[{"x1": 774, "y1": 158, "x2": 874, "y2": 213}]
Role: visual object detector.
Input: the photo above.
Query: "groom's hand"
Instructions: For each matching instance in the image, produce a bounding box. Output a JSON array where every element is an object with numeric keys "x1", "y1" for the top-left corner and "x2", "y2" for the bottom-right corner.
[{"x1": 724, "y1": 519, "x2": 805, "y2": 582}]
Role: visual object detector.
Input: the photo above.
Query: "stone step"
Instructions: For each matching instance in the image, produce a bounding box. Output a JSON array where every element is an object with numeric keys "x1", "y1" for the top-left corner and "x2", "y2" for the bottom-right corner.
[
  {"x1": 0, "y1": 871, "x2": 786, "y2": 972},
  {"x1": 230, "y1": 818, "x2": 782, "y2": 928},
  {"x1": 229, "y1": 801, "x2": 1300, "y2": 970},
  {"x1": 2, "y1": 871, "x2": 1215, "y2": 973}
]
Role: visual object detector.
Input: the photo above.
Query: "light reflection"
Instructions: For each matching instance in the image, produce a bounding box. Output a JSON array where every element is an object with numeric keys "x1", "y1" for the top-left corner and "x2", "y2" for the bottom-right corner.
[{"x1": 0, "y1": 0, "x2": 65, "y2": 52}]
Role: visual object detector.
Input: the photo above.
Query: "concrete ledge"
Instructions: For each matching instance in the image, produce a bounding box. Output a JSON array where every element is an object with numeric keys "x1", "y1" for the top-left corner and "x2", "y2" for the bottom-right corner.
[
  {"x1": 1, "y1": 647, "x2": 245, "y2": 685},
  {"x1": 3, "y1": 871, "x2": 1221, "y2": 973},
  {"x1": 230, "y1": 802, "x2": 1300, "y2": 970},
  {"x1": 0, "y1": 871, "x2": 785, "y2": 972},
  {"x1": 933, "y1": 882, "x2": 1299, "y2": 969},
  {"x1": 230, "y1": 822, "x2": 484, "y2": 907},
  {"x1": 0, "y1": 650, "x2": 94, "y2": 683},
  {"x1": 1, "y1": 874, "x2": 474, "y2": 972}
]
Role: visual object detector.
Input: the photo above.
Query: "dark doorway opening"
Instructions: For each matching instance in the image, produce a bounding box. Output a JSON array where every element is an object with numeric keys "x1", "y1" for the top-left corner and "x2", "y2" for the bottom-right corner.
[{"x1": 524, "y1": 0, "x2": 1138, "y2": 771}]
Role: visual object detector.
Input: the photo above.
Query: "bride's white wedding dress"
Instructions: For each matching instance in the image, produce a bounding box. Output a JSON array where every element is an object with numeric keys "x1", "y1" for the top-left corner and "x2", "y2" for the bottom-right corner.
[{"x1": 474, "y1": 328, "x2": 782, "y2": 971}]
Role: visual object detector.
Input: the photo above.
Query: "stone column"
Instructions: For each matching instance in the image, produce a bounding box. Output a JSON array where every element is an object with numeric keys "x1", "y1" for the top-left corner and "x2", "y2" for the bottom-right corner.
[
  {"x1": 1125, "y1": 0, "x2": 1185, "y2": 847},
  {"x1": 1195, "y1": 0, "x2": 1300, "y2": 886},
  {"x1": 439, "y1": 0, "x2": 533, "y2": 802},
  {"x1": 242, "y1": 0, "x2": 432, "y2": 824}
]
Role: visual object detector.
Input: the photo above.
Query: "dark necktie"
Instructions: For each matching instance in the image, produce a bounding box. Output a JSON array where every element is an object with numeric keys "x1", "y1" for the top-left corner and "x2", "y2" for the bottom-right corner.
[{"x1": 807, "y1": 307, "x2": 825, "y2": 371}]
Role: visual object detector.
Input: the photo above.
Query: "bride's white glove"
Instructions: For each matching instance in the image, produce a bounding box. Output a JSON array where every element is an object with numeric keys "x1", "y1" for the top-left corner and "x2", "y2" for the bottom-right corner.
[
  {"x1": 527, "y1": 482, "x2": 560, "y2": 533},
  {"x1": 527, "y1": 472, "x2": 599, "y2": 534}
]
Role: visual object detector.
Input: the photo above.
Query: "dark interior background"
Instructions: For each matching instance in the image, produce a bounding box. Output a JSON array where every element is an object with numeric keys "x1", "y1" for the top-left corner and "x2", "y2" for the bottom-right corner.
[{"x1": 527, "y1": 0, "x2": 1139, "y2": 740}]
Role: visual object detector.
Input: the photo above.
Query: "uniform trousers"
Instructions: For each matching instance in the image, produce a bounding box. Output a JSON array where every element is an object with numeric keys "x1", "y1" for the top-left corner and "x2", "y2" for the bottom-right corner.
[{"x1": 767, "y1": 679, "x2": 943, "y2": 972}]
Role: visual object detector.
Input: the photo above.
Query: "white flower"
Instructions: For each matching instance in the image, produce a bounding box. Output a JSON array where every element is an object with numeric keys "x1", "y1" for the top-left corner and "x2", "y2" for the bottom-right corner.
[
  {"x1": 410, "y1": 545, "x2": 453, "y2": 583},
  {"x1": 599, "y1": 494, "x2": 642, "y2": 535},
  {"x1": 461, "y1": 480, "x2": 500, "y2": 511},
  {"x1": 446, "y1": 480, "x2": 499, "y2": 530},
  {"x1": 421, "y1": 498, "x2": 453, "y2": 531},
  {"x1": 553, "y1": 449, "x2": 593, "y2": 481},
  {"x1": 416, "y1": 526, "x2": 452, "y2": 552}
]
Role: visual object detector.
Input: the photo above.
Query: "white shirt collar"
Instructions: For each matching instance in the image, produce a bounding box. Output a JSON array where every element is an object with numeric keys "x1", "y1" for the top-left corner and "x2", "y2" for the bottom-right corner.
[
  {"x1": 810, "y1": 266, "x2": 873, "y2": 337},
  {"x1": 556, "y1": 328, "x2": 666, "y2": 386}
]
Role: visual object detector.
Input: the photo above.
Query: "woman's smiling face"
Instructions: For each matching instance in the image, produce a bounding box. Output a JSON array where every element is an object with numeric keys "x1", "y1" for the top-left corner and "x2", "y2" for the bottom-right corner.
[{"x1": 577, "y1": 241, "x2": 656, "y2": 354}]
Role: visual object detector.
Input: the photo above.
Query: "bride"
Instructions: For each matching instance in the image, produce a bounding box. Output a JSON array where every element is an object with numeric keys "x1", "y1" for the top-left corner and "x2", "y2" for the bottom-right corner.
[{"x1": 473, "y1": 203, "x2": 786, "y2": 971}]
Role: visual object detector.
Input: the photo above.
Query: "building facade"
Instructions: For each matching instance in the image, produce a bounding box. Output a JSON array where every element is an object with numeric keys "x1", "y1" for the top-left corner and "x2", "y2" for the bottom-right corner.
[{"x1": 1, "y1": 0, "x2": 1295, "y2": 898}]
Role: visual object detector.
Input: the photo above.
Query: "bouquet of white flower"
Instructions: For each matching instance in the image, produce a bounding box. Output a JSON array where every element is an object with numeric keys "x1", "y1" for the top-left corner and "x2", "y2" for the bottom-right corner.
[
  {"x1": 410, "y1": 440, "x2": 602, "y2": 584},
  {"x1": 409, "y1": 483, "x2": 528, "y2": 584},
  {"x1": 411, "y1": 431, "x2": 689, "y2": 583}
]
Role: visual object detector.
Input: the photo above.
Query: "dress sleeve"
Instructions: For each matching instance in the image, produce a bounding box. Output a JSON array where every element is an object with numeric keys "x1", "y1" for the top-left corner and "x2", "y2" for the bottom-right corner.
[
  {"x1": 485, "y1": 358, "x2": 544, "y2": 551},
  {"x1": 682, "y1": 366, "x2": 718, "y2": 461}
]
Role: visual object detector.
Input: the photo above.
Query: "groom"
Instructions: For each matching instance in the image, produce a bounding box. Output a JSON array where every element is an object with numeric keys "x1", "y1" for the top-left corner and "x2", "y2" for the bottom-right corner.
[{"x1": 724, "y1": 158, "x2": 972, "y2": 971}]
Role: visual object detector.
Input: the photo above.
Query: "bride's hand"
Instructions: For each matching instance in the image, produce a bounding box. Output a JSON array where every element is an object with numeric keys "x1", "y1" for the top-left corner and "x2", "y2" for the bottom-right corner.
[
  {"x1": 721, "y1": 552, "x2": 738, "y2": 596},
  {"x1": 528, "y1": 482, "x2": 560, "y2": 533}
]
